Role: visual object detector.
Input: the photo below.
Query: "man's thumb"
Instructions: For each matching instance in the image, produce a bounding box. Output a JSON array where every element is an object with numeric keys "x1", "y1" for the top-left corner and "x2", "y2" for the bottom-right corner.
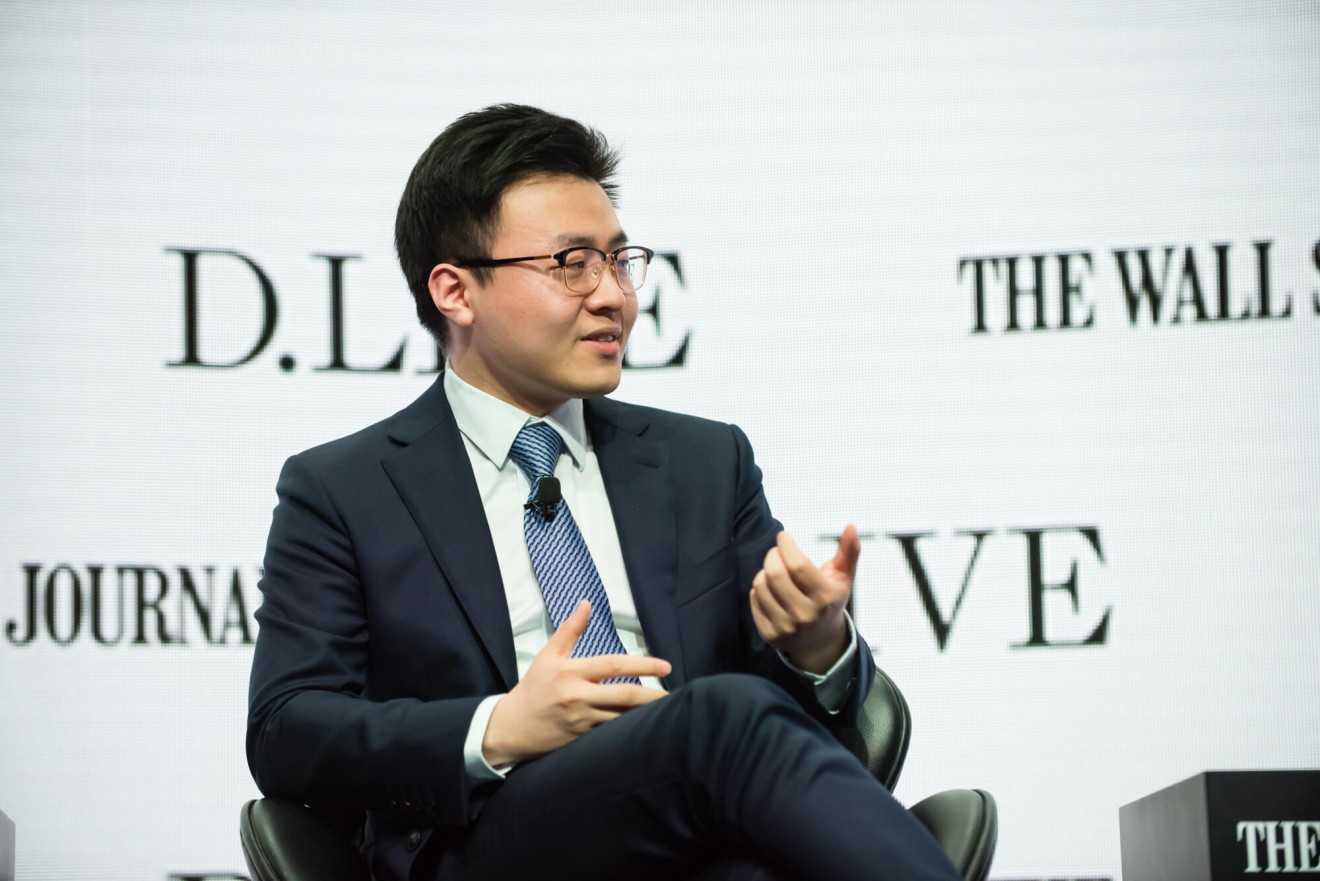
[{"x1": 833, "y1": 524, "x2": 861, "y2": 578}]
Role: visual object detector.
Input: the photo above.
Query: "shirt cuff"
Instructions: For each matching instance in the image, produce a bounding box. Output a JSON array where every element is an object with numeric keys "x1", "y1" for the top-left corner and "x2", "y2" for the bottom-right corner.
[
  {"x1": 775, "y1": 612, "x2": 859, "y2": 714},
  {"x1": 464, "y1": 694, "x2": 514, "y2": 789}
]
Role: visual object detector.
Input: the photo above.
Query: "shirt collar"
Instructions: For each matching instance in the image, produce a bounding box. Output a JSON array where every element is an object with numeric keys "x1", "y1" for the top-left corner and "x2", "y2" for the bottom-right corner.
[{"x1": 443, "y1": 366, "x2": 589, "y2": 471}]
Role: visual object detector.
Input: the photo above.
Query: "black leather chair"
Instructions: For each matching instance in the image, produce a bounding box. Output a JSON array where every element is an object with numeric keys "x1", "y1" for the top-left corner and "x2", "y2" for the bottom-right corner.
[{"x1": 240, "y1": 668, "x2": 997, "y2": 881}]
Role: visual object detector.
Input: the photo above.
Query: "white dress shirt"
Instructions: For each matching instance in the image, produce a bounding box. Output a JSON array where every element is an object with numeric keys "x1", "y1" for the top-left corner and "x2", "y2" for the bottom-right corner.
[{"x1": 442, "y1": 368, "x2": 857, "y2": 787}]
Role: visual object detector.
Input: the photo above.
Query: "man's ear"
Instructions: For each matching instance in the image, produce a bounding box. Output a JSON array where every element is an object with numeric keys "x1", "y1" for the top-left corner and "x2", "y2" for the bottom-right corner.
[{"x1": 428, "y1": 263, "x2": 475, "y2": 330}]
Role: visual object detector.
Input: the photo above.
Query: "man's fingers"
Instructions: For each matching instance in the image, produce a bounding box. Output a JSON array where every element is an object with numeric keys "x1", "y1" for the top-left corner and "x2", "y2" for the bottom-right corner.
[
  {"x1": 751, "y1": 572, "x2": 797, "y2": 630},
  {"x1": 545, "y1": 600, "x2": 592, "y2": 657},
  {"x1": 572, "y1": 653, "x2": 671, "y2": 682},
  {"x1": 749, "y1": 586, "x2": 774, "y2": 638},
  {"x1": 750, "y1": 583, "x2": 794, "y2": 639},
  {"x1": 588, "y1": 682, "x2": 670, "y2": 710},
  {"x1": 759, "y1": 541, "x2": 819, "y2": 617},
  {"x1": 772, "y1": 527, "x2": 861, "y2": 596},
  {"x1": 774, "y1": 531, "x2": 821, "y2": 587}
]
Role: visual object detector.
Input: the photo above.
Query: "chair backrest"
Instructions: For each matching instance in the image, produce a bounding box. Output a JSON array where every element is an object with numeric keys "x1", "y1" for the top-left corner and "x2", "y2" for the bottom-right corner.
[
  {"x1": 240, "y1": 798, "x2": 369, "y2": 881},
  {"x1": 834, "y1": 664, "x2": 912, "y2": 791},
  {"x1": 909, "y1": 788, "x2": 998, "y2": 881}
]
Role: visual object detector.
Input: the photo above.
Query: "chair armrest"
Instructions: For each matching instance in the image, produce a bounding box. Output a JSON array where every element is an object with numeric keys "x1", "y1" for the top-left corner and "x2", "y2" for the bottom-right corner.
[
  {"x1": 834, "y1": 665, "x2": 912, "y2": 791},
  {"x1": 240, "y1": 798, "x2": 370, "y2": 881}
]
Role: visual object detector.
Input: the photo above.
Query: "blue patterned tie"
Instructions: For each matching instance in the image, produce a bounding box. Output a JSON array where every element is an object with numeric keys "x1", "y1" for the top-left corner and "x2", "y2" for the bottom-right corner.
[{"x1": 508, "y1": 422, "x2": 638, "y2": 682}]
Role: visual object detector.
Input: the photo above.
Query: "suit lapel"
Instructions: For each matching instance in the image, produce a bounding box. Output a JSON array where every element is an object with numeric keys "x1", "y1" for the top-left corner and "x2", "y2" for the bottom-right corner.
[
  {"x1": 382, "y1": 379, "x2": 519, "y2": 691},
  {"x1": 587, "y1": 399, "x2": 687, "y2": 687}
]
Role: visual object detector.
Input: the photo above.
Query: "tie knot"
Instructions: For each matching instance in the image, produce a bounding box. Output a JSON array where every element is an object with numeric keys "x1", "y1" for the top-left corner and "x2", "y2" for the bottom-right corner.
[{"x1": 509, "y1": 422, "x2": 563, "y2": 481}]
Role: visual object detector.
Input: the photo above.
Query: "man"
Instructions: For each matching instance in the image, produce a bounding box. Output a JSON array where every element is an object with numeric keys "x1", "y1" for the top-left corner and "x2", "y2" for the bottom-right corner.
[{"x1": 247, "y1": 104, "x2": 958, "y2": 881}]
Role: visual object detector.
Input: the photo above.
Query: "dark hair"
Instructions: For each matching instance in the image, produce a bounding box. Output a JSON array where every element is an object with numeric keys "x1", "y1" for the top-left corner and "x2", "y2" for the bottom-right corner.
[{"x1": 395, "y1": 104, "x2": 620, "y2": 350}]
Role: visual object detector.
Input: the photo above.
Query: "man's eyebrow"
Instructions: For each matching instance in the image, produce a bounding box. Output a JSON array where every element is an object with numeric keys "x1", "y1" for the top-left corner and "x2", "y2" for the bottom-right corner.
[{"x1": 552, "y1": 230, "x2": 630, "y2": 249}]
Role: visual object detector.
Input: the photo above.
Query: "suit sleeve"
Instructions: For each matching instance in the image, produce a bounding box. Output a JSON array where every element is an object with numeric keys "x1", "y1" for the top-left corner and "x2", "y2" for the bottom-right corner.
[
  {"x1": 725, "y1": 423, "x2": 877, "y2": 729},
  {"x1": 246, "y1": 451, "x2": 483, "y2": 826}
]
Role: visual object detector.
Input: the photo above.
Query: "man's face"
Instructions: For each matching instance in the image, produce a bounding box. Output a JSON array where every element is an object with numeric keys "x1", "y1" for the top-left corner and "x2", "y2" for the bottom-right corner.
[{"x1": 449, "y1": 174, "x2": 638, "y2": 415}]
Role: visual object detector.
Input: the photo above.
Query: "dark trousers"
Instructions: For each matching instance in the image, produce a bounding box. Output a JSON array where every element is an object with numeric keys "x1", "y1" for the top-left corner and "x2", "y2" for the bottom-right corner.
[{"x1": 416, "y1": 674, "x2": 960, "y2": 881}]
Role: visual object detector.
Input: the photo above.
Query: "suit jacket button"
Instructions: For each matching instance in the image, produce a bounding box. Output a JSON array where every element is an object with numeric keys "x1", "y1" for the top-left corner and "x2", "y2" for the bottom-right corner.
[{"x1": 406, "y1": 829, "x2": 422, "y2": 852}]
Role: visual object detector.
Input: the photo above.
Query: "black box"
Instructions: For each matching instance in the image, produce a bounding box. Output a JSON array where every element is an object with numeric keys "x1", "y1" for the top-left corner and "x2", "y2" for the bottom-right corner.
[
  {"x1": 0, "y1": 807, "x2": 12, "y2": 881},
  {"x1": 1120, "y1": 771, "x2": 1320, "y2": 880}
]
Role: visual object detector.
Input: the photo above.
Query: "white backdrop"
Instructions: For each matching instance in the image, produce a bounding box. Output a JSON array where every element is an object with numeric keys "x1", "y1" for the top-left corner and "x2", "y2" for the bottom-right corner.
[{"x1": 2, "y1": 2, "x2": 1317, "y2": 879}]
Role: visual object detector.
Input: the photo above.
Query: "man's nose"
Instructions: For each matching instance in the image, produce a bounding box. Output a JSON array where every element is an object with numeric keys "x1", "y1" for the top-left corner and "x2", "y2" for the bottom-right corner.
[{"x1": 585, "y1": 268, "x2": 629, "y2": 311}]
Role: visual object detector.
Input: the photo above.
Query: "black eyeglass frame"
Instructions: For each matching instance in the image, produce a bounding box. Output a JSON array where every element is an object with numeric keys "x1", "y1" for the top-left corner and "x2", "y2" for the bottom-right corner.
[{"x1": 455, "y1": 245, "x2": 656, "y2": 294}]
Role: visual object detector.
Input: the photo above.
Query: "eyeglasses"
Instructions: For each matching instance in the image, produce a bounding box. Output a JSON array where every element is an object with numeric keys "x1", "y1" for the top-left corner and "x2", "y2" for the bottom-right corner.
[{"x1": 456, "y1": 245, "x2": 655, "y2": 295}]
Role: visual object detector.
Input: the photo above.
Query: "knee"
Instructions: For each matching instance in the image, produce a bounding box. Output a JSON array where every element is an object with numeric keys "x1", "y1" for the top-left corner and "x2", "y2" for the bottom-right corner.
[
  {"x1": 673, "y1": 674, "x2": 835, "y2": 790},
  {"x1": 681, "y1": 673, "x2": 800, "y2": 726}
]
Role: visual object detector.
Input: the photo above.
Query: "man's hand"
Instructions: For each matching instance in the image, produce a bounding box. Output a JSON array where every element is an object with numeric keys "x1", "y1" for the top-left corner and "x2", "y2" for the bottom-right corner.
[
  {"x1": 482, "y1": 600, "x2": 670, "y2": 767},
  {"x1": 749, "y1": 525, "x2": 861, "y2": 674}
]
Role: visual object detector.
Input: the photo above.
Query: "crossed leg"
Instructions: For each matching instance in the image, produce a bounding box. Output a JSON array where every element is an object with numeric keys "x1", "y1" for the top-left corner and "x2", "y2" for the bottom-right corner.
[{"x1": 421, "y1": 674, "x2": 959, "y2": 881}]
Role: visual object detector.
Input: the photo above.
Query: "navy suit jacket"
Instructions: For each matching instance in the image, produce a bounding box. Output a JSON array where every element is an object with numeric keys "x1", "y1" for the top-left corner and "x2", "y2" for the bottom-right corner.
[{"x1": 246, "y1": 375, "x2": 876, "y2": 878}]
